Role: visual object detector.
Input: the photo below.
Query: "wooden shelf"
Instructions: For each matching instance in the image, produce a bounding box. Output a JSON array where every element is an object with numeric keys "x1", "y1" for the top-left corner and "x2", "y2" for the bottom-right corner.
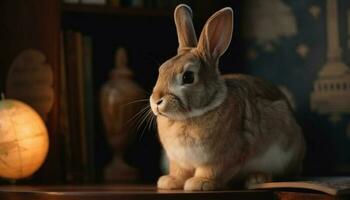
[
  {"x1": 0, "y1": 185, "x2": 344, "y2": 200},
  {"x1": 0, "y1": 185, "x2": 274, "y2": 200},
  {"x1": 62, "y1": 3, "x2": 171, "y2": 17}
]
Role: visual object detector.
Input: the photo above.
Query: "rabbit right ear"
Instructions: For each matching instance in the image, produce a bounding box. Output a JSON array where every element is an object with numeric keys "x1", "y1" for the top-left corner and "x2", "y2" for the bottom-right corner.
[
  {"x1": 197, "y1": 8, "x2": 233, "y2": 62},
  {"x1": 174, "y1": 4, "x2": 198, "y2": 52}
]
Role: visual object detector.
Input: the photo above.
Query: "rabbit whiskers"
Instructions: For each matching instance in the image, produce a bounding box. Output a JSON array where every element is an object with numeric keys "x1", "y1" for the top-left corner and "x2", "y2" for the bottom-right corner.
[
  {"x1": 117, "y1": 98, "x2": 156, "y2": 141},
  {"x1": 124, "y1": 103, "x2": 156, "y2": 141}
]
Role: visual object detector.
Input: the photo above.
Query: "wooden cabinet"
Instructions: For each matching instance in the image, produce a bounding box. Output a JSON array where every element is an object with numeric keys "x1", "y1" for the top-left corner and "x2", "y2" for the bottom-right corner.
[{"x1": 0, "y1": 0, "x2": 62, "y2": 183}]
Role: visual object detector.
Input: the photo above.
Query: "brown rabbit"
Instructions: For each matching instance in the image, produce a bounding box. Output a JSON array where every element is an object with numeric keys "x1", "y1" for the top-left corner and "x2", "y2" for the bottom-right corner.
[{"x1": 149, "y1": 4, "x2": 306, "y2": 191}]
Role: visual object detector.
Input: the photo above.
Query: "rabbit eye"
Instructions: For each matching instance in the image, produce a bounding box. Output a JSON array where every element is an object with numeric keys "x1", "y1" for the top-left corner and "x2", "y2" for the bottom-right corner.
[{"x1": 182, "y1": 71, "x2": 194, "y2": 84}]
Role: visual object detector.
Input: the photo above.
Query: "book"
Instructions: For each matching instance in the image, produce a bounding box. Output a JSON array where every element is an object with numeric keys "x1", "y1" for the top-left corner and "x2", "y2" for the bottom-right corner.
[
  {"x1": 82, "y1": 35, "x2": 96, "y2": 181},
  {"x1": 75, "y1": 32, "x2": 88, "y2": 181},
  {"x1": 59, "y1": 31, "x2": 73, "y2": 181},
  {"x1": 249, "y1": 177, "x2": 350, "y2": 196},
  {"x1": 64, "y1": 30, "x2": 87, "y2": 182}
]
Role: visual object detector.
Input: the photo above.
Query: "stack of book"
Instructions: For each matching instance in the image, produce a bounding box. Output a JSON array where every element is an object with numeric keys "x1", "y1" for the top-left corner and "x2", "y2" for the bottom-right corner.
[{"x1": 60, "y1": 30, "x2": 95, "y2": 183}]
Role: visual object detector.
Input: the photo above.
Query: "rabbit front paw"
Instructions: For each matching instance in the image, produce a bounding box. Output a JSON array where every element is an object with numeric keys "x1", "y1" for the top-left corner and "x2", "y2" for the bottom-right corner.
[
  {"x1": 157, "y1": 175, "x2": 185, "y2": 190},
  {"x1": 184, "y1": 177, "x2": 216, "y2": 191}
]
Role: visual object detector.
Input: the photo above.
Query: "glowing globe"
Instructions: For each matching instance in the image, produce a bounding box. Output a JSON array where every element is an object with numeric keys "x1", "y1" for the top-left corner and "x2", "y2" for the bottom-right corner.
[{"x1": 0, "y1": 99, "x2": 49, "y2": 179}]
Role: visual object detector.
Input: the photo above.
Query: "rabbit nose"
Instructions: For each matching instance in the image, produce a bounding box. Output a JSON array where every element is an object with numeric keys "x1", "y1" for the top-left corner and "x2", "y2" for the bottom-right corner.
[{"x1": 156, "y1": 99, "x2": 163, "y2": 105}]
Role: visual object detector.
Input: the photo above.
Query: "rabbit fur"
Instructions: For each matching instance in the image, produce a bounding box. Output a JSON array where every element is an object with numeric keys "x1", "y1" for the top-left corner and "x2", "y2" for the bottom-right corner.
[{"x1": 149, "y1": 4, "x2": 306, "y2": 191}]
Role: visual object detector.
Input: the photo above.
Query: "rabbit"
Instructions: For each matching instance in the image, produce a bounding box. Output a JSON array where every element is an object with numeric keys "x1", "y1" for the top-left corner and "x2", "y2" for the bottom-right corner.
[{"x1": 149, "y1": 4, "x2": 306, "y2": 191}]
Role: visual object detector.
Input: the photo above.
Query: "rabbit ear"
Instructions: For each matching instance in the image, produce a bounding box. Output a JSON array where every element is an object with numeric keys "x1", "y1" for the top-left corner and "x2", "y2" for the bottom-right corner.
[
  {"x1": 197, "y1": 8, "x2": 233, "y2": 62},
  {"x1": 174, "y1": 4, "x2": 198, "y2": 52}
]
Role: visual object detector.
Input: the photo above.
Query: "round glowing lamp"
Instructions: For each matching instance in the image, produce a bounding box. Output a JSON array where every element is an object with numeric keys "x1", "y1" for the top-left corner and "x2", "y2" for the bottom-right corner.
[{"x1": 0, "y1": 95, "x2": 49, "y2": 180}]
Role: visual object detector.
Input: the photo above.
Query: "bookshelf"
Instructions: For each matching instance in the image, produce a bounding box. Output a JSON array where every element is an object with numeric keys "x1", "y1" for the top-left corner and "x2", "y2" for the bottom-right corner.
[{"x1": 0, "y1": 0, "x2": 240, "y2": 184}]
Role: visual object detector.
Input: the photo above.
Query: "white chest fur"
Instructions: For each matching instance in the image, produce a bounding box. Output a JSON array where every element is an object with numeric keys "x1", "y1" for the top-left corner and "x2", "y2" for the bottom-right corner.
[
  {"x1": 164, "y1": 137, "x2": 210, "y2": 168},
  {"x1": 158, "y1": 119, "x2": 210, "y2": 169}
]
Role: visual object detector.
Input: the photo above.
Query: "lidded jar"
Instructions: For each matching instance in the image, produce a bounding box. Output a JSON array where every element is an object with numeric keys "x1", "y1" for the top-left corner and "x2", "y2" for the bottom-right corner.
[{"x1": 100, "y1": 47, "x2": 145, "y2": 181}]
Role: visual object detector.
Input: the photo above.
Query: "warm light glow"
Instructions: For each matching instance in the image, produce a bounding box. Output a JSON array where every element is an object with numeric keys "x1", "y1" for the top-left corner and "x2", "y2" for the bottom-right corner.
[{"x1": 0, "y1": 99, "x2": 49, "y2": 180}]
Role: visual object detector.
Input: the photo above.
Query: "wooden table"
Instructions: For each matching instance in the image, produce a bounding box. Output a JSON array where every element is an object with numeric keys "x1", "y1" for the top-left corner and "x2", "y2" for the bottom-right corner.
[{"x1": 0, "y1": 185, "x2": 343, "y2": 200}]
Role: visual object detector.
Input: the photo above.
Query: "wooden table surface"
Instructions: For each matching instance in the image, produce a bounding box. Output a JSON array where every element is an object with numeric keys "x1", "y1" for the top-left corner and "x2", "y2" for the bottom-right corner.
[{"x1": 0, "y1": 184, "x2": 340, "y2": 200}]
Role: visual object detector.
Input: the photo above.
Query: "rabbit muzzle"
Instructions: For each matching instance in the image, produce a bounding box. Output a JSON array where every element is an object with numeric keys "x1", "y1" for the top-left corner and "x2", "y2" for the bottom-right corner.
[{"x1": 150, "y1": 92, "x2": 188, "y2": 120}]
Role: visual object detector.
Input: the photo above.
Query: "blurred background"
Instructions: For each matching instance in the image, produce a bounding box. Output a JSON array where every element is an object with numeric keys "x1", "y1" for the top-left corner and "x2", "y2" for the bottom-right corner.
[{"x1": 0, "y1": 0, "x2": 349, "y2": 185}]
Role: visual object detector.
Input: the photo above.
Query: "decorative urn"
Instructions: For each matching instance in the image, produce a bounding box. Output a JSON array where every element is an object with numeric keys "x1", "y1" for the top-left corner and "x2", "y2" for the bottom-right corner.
[{"x1": 100, "y1": 47, "x2": 145, "y2": 181}]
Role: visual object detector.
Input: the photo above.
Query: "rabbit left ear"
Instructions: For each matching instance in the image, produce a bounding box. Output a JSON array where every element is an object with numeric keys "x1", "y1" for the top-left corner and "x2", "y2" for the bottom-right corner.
[
  {"x1": 174, "y1": 4, "x2": 198, "y2": 52},
  {"x1": 197, "y1": 8, "x2": 233, "y2": 62}
]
